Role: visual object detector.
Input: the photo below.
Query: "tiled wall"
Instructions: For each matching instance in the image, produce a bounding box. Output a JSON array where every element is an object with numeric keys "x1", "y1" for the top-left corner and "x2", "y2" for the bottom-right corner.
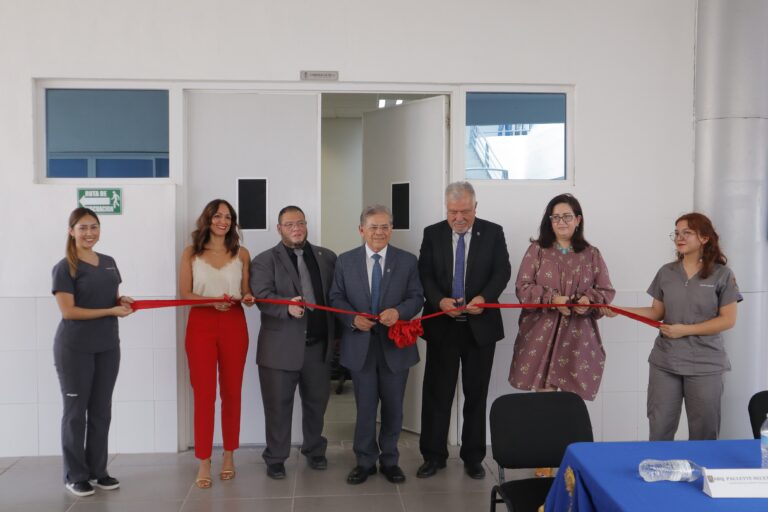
[
  {"x1": 0, "y1": 296, "x2": 178, "y2": 457},
  {"x1": 482, "y1": 290, "x2": 690, "y2": 443},
  {"x1": 0, "y1": 289, "x2": 694, "y2": 457}
]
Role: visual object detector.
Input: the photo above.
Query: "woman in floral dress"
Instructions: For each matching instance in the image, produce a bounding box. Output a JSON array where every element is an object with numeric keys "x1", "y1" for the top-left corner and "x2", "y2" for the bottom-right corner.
[{"x1": 509, "y1": 194, "x2": 615, "y2": 401}]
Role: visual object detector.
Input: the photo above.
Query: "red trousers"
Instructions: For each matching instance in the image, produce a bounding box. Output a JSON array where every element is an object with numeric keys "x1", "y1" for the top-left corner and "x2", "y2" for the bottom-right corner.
[{"x1": 185, "y1": 304, "x2": 249, "y2": 459}]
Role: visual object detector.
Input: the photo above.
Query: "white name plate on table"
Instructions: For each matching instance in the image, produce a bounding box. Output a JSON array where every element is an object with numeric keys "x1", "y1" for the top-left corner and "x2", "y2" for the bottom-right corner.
[{"x1": 702, "y1": 468, "x2": 768, "y2": 498}]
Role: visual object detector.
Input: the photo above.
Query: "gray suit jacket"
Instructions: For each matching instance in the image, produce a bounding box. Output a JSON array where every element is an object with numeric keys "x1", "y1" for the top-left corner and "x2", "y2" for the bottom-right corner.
[
  {"x1": 328, "y1": 244, "x2": 423, "y2": 373},
  {"x1": 250, "y1": 242, "x2": 337, "y2": 371}
]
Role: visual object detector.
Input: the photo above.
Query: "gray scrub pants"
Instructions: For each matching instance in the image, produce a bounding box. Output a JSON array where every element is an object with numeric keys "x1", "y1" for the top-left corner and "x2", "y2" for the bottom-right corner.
[
  {"x1": 54, "y1": 343, "x2": 120, "y2": 483},
  {"x1": 647, "y1": 365, "x2": 723, "y2": 441}
]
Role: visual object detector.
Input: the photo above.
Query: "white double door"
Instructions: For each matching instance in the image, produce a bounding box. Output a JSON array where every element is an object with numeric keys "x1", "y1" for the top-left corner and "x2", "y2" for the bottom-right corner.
[{"x1": 184, "y1": 90, "x2": 448, "y2": 446}]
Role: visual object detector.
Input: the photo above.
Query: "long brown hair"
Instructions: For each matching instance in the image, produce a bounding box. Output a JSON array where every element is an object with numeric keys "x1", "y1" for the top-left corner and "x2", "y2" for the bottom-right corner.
[
  {"x1": 532, "y1": 193, "x2": 590, "y2": 253},
  {"x1": 675, "y1": 212, "x2": 727, "y2": 279},
  {"x1": 191, "y1": 199, "x2": 240, "y2": 256},
  {"x1": 66, "y1": 207, "x2": 100, "y2": 277}
]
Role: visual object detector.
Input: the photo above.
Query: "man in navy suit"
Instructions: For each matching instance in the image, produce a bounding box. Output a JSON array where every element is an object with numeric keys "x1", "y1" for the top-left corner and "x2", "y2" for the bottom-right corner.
[
  {"x1": 416, "y1": 181, "x2": 511, "y2": 479},
  {"x1": 329, "y1": 204, "x2": 424, "y2": 485}
]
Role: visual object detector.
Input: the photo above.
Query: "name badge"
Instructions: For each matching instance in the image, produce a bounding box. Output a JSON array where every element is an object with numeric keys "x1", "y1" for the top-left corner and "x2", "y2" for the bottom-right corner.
[{"x1": 702, "y1": 468, "x2": 768, "y2": 498}]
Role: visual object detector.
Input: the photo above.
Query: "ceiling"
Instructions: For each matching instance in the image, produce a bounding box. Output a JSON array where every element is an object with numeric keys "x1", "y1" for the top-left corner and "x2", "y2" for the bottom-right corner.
[{"x1": 321, "y1": 93, "x2": 437, "y2": 119}]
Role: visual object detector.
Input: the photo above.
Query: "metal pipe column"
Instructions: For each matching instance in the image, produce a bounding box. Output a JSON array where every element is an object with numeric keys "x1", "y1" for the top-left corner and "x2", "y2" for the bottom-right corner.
[{"x1": 695, "y1": 0, "x2": 768, "y2": 438}]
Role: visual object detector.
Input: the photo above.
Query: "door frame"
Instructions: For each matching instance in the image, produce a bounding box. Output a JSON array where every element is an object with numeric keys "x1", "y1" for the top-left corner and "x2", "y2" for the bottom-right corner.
[{"x1": 178, "y1": 82, "x2": 459, "y2": 451}]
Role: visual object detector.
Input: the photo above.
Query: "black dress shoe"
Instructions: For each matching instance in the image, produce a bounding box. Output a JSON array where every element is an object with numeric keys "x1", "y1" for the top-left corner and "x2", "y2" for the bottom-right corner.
[
  {"x1": 346, "y1": 465, "x2": 376, "y2": 484},
  {"x1": 380, "y1": 464, "x2": 406, "y2": 483},
  {"x1": 266, "y1": 463, "x2": 286, "y2": 480},
  {"x1": 307, "y1": 455, "x2": 328, "y2": 470},
  {"x1": 464, "y1": 462, "x2": 486, "y2": 479},
  {"x1": 416, "y1": 459, "x2": 446, "y2": 478}
]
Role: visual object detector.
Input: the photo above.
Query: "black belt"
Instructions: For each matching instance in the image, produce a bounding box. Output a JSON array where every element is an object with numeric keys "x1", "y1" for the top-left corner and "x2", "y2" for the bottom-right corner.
[{"x1": 305, "y1": 337, "x2": 323, "y2": 346}]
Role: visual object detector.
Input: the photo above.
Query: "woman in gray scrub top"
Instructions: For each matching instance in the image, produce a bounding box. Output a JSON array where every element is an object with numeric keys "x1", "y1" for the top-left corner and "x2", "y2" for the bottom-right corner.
[
  {"x1": 604, "y1": 212, "x2": 741, "y2": 440},
  {"x1": 52, "y1": 208, "x2": 134, "y2": 497}
]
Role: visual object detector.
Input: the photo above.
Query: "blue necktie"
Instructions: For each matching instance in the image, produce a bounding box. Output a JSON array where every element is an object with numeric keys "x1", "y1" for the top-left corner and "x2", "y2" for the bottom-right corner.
[
  {"x1": 452, "y1": 233, "x2": 466, "y2": 301},
  {"x1": 371, "y1": 253, "x2": 382, "y2": 314}
]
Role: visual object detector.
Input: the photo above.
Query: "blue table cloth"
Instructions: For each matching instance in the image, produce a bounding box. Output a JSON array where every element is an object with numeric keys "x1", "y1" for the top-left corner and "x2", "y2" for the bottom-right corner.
[{"x1": 545, "y1": 440, "x2": 767, "y2": 512}]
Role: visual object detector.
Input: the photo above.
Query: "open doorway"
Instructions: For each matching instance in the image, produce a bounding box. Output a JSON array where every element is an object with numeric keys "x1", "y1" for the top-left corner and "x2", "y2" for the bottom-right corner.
[{"x1": 319, "y1": 92, "x2": 450, "y2": 443}]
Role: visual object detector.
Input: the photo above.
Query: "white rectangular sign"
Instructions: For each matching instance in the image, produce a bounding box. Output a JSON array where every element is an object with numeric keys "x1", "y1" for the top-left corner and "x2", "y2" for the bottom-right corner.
[{"x1": 702, "y1": 468, "x2": 768, "y2": 498}]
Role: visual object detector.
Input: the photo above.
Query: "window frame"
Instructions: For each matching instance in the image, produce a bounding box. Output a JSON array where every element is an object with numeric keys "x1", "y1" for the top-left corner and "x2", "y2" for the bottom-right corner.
[
  {"x1": 34, "y1": 80, "x2": 182, "y2": 185},
  {"x1": 455, "y1": 84, "x2": 575, "y2": 185}
]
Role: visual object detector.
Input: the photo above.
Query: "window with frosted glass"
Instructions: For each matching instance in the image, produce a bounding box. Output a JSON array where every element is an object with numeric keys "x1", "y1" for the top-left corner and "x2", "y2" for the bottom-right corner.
[
  {"x1": 465, "y1": 92, "x2": 566, "y2": 180},
  {"x1": 46, "y1": 89, "x2": 169, "y2": 178}
]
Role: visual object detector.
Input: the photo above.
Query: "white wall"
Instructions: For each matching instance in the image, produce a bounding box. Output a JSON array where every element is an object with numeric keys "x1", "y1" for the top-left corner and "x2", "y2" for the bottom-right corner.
[
  {"x1": 321, "y1": 118, "x2": 363, "y2": 253},
  {"x1": 0, "y1": 0, "x2": 699, "y2": 455}
]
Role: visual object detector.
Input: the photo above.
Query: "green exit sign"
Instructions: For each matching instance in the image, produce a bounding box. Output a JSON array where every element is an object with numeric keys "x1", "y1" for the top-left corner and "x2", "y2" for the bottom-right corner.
[{"x1": 77, "y1": 188, "x2": 122, "y2": 215}]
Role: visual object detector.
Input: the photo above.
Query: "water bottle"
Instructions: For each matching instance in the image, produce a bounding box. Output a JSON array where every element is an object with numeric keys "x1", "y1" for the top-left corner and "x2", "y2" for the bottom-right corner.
[
  {"x1": 761, "y1": 413, "x2": 768, "y2": 469},
  {"x1": 638, "y1": 459, "x2": 703, "y2": 482}
]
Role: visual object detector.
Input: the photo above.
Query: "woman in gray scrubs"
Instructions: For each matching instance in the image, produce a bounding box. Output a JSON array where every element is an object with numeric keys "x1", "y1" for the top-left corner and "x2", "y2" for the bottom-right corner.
[
  {"x1": 605, "y1": 212, "x2": 740, "y2": 440},
  {"x1": 52, "y1": 208, "x2": 134, "y2": 497}
]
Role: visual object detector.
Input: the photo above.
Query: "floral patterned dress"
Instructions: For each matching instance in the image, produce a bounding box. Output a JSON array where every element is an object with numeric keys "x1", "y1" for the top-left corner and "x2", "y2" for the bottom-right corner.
[{"x1": 508, "y1": 242, "x2": 615, "y2": 400}]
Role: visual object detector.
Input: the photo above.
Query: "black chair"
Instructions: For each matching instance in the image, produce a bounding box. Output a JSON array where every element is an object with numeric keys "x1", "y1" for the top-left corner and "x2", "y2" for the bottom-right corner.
[
  {"x1": 748, "y1": 390, "x2": 768, "y2": 439},
  {"x1": 489, "y1": 392, "x2": 593, "y2": 512}
]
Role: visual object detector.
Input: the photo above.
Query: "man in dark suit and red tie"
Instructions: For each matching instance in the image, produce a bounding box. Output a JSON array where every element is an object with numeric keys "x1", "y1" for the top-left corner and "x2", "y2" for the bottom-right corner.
[{"x1": 416, "y1": 181, "x2": 511, "y2": 479}]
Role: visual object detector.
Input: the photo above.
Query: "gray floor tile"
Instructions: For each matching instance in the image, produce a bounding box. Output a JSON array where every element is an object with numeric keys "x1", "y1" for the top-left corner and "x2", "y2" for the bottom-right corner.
[
  {"x1": 322, "y1": 421, "x2": 356, "y2": 442},
  {"x1": 294, "y1": 493, "x2": 405, "y2": 512},
  {"x1": 181, "y1": 498, "x2": 293, "y2": 512},
  {"x1": 0, "y1": 441, "x2": 509, "y2": 512},
  {"x1": 0, "y1": 467, "x2": 77, "y2": 511},
  {"x1": 69, "y1": 500, "x2": 184, "y2": 512},
  {"x1": 2, "y1": 503, "x2": 75, "y2": 512},
  {"x1": 108, "y1": 451, "x2": 198, "y2": 467},
  {"x1": 84, "y1": 464, "x2": 194, "y2": 502},
  {"x1": 293, "y1": 450, "x2": 399, "y2": 497},
  {"x1": 325, "y1": 402, "x2": 357, "y2": 419},
  {"x1": 0, "y1": 456, "x2": 20, "y2": 472},
  {"x1": 401, "y1": 491, "x2": 490, "y2": 512},
  {"x1": 185, "y1": 455, "x2": 297, "y2": 501},
  {"x1": 10, "y1": 455, "x2": 65, "y2": 470},
  {"x1": 396, "y1": 459, "x2": 496, "y2": 495}
]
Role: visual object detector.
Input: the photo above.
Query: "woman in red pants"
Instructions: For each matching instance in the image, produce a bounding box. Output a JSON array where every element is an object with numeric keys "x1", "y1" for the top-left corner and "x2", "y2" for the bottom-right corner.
[{"x1": 179, "y1": 199, "x2": 254, "y2": 488}]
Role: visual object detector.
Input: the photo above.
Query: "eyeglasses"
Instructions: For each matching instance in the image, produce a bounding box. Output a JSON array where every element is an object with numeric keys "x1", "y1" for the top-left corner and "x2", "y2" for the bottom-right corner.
[
  {"x1": 669, "y1": 229, "x2": 696, "y2": 241},
  {"x1": 281, "y1": 221, "x2": 307, "y2": 229},
  {"x1": 549, "y1": 213, "x2": 575, "y2": 224},
  {"x1": 365, "y1": 224, "x2": 391, "y2": 233}
]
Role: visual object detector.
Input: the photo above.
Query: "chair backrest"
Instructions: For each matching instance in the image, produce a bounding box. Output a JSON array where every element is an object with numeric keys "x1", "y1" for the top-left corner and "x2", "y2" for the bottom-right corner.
[
  {"x1": 748, "y1": 390, "x2": 768, "y2": 439},
  {"x1": 490, "y1": 392, "x2": 594, "y2": 469}
]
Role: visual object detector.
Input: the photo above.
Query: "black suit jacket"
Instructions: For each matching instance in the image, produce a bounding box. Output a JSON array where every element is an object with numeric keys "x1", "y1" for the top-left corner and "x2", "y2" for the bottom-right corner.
[{"x1": 418, "y1": 217, "x2": 511, "y2": 346}]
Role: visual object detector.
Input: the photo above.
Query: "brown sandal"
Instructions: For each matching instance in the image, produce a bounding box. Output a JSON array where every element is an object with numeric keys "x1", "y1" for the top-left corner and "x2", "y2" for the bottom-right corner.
[
  {"x1": 220, "y1": 451, "x2": 236, "y2": 480},
  {"x1": 195, "y1": 459, "x2": 213, "y2": 488},
  {"x1": 195, "y1": 476, "x2": 213, "y2": 489}
]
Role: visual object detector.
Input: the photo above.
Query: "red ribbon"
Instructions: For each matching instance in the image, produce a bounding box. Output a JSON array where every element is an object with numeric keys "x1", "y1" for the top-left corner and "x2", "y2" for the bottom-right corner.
[{"x1": 130, "y1": 298, "x2": 660, "y2": 348}]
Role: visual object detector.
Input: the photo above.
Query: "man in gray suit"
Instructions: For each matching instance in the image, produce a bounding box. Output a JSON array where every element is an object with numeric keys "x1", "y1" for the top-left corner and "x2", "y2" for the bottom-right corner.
[
  {"x1": 329, "y1": 204, "x2": 423, "y2": 485},
  {"x1": 250, "y1": 205, "x2": 337, "y2": 479}
]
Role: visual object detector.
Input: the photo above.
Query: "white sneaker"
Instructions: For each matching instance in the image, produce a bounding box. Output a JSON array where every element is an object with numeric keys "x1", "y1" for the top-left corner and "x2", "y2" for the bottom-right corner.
[{"x1": 66, "y1": 480, "x2": 95, "y2": 497}]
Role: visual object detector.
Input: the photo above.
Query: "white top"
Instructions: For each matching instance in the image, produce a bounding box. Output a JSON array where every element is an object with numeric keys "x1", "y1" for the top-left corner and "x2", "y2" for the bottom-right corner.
[
  {"x1": 192, "y1": 256, "x2": 243, "y2": 299},
  {"x1": 364, "y1": 244, "x2": 388, "y2": 290}
]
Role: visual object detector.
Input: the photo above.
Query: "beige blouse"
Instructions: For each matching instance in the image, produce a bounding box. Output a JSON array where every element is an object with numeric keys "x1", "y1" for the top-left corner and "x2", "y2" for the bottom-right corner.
[{"x1": 191, "y1": 256, "x2": 243, "y2": 299}]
